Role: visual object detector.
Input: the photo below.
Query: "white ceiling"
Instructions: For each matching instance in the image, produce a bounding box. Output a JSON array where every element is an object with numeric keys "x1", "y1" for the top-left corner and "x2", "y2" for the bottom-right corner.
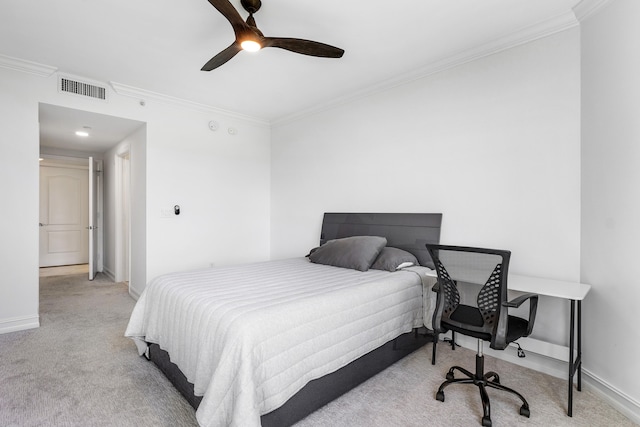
[
  {"x1": 2, "y1": 0, "x2": 592, "y2": 152},
  {"x1": 39, "y1": 103, "x2": 144, "y2": 154}
]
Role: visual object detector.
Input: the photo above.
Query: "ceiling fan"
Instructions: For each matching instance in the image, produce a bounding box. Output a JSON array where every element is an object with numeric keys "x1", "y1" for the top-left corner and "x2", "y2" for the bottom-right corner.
[{"x1": 201, "y1": 0, "x2": 345, "y2": 71}]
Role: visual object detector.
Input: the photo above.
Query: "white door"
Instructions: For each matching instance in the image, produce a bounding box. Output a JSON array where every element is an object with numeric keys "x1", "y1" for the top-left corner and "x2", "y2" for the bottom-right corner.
[
  {"x1": 88, "y1": 157, "x2": 98, "y2": 280},
  {"x1": 39, "y1": 165, "x2": 89, "y2": 267}
]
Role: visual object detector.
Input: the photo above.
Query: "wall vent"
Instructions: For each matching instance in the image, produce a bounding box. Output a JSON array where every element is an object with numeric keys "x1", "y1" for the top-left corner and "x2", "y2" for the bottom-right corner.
[{"x1": 58, "y1": 76, "x2": 108, "y2": 101}]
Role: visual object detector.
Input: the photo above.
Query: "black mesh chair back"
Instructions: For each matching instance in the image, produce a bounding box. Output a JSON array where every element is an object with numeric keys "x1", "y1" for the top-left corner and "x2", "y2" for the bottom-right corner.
[
  {"x1": 426, "y1": 244, "x2": 538, "y2": 427},
  {"x1": 430, "y1": 245, "x2": 533, "y2": 350}
]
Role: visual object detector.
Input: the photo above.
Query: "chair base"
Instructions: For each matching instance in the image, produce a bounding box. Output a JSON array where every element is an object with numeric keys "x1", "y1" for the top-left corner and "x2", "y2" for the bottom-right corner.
[{"x1": 435, "y1": 354, "x2": 530, "y2": 427}]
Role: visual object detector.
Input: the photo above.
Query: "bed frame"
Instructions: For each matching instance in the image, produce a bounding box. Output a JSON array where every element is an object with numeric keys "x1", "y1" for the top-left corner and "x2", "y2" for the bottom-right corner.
[{"x1": 148, "y1": 212, "x2": 442, "y2": 426}]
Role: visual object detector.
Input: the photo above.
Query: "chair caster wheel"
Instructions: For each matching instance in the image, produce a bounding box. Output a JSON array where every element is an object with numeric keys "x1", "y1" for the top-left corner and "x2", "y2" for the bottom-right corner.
[
  {"x1": 446, "y1": 372, "x2": 454, "y2": 381},
  {"x1": 481, "y1": 416, "x2": 492, "y2": 427},
  {"x1": 520, "y1": 405, "x2": 530, "y2": 418},
  {"x1": 436, "y1": 391, "x2": 445, "y2": 402}
]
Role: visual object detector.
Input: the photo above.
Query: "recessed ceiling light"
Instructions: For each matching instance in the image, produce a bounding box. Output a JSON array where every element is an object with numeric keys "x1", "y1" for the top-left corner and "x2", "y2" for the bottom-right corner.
[{"x1": 75, "y1": 131, "x2": 89, "y2": 137}]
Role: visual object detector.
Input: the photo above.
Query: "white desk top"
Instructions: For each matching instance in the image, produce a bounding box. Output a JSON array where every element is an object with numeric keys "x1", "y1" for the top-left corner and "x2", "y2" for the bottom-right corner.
[
  {"x1": 508, "y1": 274, "x2": 591, "y2": 301},
  {"x1": 423, "y1": 270, "x2": 591, "y2": 301}
]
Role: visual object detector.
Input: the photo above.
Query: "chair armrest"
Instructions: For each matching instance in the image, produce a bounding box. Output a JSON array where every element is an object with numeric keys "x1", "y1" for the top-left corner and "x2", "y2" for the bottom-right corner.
[
  {"x1": 503, "y1": 293, "x2": 538, "y2": 336},
  {"x1": 503, "y1": 293, "x2": 537, "y2": 308}
]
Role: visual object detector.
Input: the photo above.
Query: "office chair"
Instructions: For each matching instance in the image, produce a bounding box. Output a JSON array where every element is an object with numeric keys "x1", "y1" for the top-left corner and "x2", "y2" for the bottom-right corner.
[{"x1": 426, "y1": 244, "x2": 538, "y2": 427}]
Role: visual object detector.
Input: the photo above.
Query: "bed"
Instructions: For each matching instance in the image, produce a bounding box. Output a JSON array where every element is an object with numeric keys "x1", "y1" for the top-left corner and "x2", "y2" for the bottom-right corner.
[{"x1": 125, "y1": 212, "x2": 442, "y2": 427}]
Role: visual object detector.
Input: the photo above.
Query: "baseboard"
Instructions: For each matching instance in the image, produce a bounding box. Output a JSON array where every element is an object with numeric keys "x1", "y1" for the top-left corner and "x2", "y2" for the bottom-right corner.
[
  {"x1": 450, "y1": 334, "x2": 640, "y2": 423},
  {"x1": 583, "y1": 369, "x2": 640, "y2": 424},
  {"x1": 128, "y1": 286, "x2": 141, "y2": 301},
  {"x1": 0, "y1": 315, "x2": 40, "y2": 335},
  {"x1": 103, "y1": 266, "x2": 115, "y2": 282}
]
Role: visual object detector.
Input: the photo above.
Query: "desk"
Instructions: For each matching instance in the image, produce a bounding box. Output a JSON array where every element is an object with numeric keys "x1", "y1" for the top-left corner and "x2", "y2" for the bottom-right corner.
[{"x1": 508, "y1": 274, "x2": 591, "y2": 417}]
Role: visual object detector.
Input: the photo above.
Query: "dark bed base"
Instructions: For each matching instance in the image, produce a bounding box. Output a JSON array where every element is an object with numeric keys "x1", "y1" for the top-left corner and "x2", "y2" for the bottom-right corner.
[{"x1": 148, "y1": 328, "x2": 433, "y2": 427}]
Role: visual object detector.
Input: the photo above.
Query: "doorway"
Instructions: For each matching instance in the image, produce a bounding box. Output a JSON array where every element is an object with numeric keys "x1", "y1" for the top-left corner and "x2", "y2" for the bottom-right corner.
[
  {"x1": 38, "y1": 155, "x2": 101, "y2": 280},
  {"x1": 38, "y1": 103, "x2": 143, "y2": 284}
]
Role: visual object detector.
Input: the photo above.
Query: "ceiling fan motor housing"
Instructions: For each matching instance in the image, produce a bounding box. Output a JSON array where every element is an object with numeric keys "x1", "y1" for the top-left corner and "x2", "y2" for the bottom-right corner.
[{"x1": 240, "y1": 0, "x2": 261, "y2": 14}]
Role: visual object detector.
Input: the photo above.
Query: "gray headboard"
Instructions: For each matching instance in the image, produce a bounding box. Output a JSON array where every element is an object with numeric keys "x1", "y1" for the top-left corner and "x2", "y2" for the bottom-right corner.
[{"x1": 320, "y1": 213, "x2": 443, "y2": 269}]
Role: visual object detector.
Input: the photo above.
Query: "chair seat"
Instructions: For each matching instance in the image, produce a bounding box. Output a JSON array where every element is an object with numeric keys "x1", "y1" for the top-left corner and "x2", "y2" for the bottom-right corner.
[{"x1": 443, "y1": 304, "x2": 530, "y2": 344}]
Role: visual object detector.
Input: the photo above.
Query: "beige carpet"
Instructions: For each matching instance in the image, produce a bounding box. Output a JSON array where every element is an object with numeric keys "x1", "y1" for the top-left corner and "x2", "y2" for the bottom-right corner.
[
  {"x1": 296, "y1": 344, "x2": 637, "y2": 427},
  {"x1": 0, "y1": 273, "x2": 197, "y2": 427},
  {"x1": 0, "y1": 273, "x2": 636, "y2": 427}
]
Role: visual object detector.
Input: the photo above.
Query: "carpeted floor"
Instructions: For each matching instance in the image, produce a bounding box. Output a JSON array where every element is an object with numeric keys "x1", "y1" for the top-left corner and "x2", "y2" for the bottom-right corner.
[
  {"x1": 0, "y1": 273, "x2": 636, "y2": 427},
  {"x1": 0, "y1": 274, "x2": 197, "y2": 427}
]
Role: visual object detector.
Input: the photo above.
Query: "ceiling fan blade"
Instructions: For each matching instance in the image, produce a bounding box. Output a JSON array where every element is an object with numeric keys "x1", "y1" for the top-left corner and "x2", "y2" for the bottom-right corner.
[
  {"x1": 201, "y1": 43, "x2": 242, "y2": 71},
  {"x1": 263, "y1": 37, "x2": 344, "y2": 58},
  {"x1": 206, "y1": 0, "x2": 247, "y2": 34}
]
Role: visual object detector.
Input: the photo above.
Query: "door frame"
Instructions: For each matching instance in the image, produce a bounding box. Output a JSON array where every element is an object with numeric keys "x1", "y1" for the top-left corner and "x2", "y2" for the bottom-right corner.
[
  {"x1": 39, "y1": 155, "x2": 104, "y2": 276},
  {"x1": 114, "y1": 147, "x2": 131, "y2": 284}
]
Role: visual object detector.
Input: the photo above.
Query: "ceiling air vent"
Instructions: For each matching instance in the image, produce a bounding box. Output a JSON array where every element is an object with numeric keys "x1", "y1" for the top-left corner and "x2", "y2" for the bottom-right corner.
[{"x1": 58, "y1": 76, "x2": 108, "y2": 101}]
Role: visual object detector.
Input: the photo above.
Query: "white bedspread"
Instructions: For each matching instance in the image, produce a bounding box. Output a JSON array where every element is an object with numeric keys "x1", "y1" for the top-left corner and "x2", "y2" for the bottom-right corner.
[{"x1": 125, "y1": 258, "x2": 435, "y2": 427}]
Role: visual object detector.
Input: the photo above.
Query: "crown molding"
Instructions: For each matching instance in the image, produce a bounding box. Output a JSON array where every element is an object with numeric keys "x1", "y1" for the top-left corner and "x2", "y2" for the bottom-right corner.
[
  {"x1": 0, "y1": 52, "x2": 268, "y2": 126},
  {"x1": 109, "y1": 81, "x2": 270, "y2": 127},
  {"x1": 573, "y1": 0, "x2": 617, "y2": 22},
  {"x1": 273, "y1": 10, "x2": 580, "y2": 126},
  {"x1": 0, "y1": 53, "x2": 57, "y2": 77}
]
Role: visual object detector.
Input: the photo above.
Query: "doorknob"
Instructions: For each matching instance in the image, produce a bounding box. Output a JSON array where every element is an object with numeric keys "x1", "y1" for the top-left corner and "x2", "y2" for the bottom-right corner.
[{"x1": 39, "y1": 223, "x2": 48, "y2": 227}]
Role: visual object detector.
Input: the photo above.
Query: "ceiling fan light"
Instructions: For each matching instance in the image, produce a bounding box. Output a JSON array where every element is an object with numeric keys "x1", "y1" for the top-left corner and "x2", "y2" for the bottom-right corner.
[{"x1": 241, "y1": 40, "x2": 261, "y2": 52}]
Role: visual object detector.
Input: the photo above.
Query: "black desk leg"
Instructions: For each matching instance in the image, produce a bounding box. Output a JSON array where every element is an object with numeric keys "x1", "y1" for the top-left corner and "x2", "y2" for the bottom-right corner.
[
  {"x1": 569, "y1": 300, "x2": 574, "y2": 417},
  {"x1": 578, "y1": 300, "x2": 582, "y2": 393},
  {"x1": 568, "y1": 299, "x2": 583, "y2": 417}
]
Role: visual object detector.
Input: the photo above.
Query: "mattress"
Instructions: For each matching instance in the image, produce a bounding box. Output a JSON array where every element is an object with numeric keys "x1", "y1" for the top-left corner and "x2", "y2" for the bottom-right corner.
[{"x1": 125, "y1": 257, "x2": 435, "y2": 427}]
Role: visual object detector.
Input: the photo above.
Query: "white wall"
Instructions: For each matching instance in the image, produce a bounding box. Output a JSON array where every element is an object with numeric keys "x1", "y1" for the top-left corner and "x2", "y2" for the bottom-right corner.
[
  {"x1": 581, "y1": 0, "x2": 640, "y2": 417},
  {"x1": 0, "y1": 69, "x2": 40, "y2": 333},
  {"x1": 144, "y1": 105, "x2": 272, "y2": 280},
  {"x1": 0, "y1": 65, "x2": 271, "y2": 333},
  {"x1": 271, "y1": 29, "x2": 581, "y2": 346}
]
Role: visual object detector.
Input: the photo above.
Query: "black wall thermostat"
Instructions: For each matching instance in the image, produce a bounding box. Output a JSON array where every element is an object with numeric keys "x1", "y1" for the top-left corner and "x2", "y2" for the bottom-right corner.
[{"x1": 174, "y1": 205, "x2": 180, "y2": 215}]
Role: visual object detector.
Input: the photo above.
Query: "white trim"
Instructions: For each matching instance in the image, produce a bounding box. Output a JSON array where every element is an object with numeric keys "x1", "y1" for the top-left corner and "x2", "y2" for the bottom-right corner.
[
  {"x1": 109, "y1": 81, "x2": 271, "y2": 127},
  {"x1": 584, "y1": 369, "x2": 640, "y2": 424},
  {"x1": 128, "y1": 287, "x2": 141, "y2": 301},
  {"x1": 40, "y1": 147, "x2": 105, "y2": 160},
  {"x1": 102, "y1": 266, "x2": 115, "y2": 282},
  {"x1": 0, "y1": 53, "x2": 57, "y2": 77},
  {"x1": 573, "y1": 0, "x2": 617, "y2": 22},
  {"x1": 0, "y1": 315, "x2": 40, "y2": 334},
  {"x1": 114, "y1": 151, "x2": 130, "y2": 284},
  {"x1": 95, "y1": 159, "x2": 105, "y2": 275},
  {"x1": 273, "y1": 10, "x2": 579, "y2": 126},
  {"x1": 39, "y1": 157, "x2": 90, "y2": 169}
]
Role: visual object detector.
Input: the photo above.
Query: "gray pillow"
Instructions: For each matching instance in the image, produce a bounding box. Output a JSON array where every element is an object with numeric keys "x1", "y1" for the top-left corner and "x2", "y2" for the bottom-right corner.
[
  {"x1": 371, "y1": 247, "x2": 419, "y2": 272},
  {"x1": 308, "y1": 236, "x2": 387, "y2": 271}
]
